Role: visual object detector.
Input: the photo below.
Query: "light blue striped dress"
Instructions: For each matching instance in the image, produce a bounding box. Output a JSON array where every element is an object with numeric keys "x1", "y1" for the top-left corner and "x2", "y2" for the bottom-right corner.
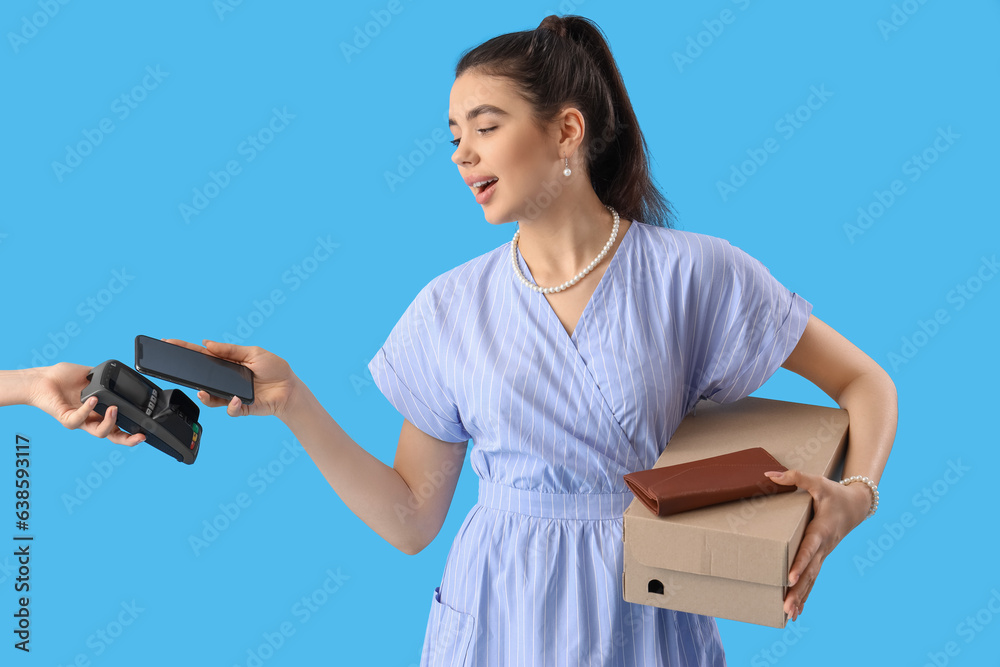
[{"x1": 369, "y1": 220, "x2": 812, "y2": 666}]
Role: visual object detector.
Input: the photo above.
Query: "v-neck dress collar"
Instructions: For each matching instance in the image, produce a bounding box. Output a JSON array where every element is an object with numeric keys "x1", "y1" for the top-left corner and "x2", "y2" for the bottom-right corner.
[{"x1": 513, "y1": 219, "x2": 637, "y2": 348}]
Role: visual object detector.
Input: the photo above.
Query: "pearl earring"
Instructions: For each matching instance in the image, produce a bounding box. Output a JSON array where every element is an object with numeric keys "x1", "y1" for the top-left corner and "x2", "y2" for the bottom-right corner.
[{"x1": 563, "y1": 157, "x2": 572, "y2": 177}]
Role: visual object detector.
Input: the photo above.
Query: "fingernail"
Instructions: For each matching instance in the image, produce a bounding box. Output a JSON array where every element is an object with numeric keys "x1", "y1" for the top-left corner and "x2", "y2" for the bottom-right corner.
[
  {"x1": 764, "y1": 470, "x2": 781, "y2": 478},
  {"x1": 87, "y1": 396, "x2": 98, "y2": 405}
]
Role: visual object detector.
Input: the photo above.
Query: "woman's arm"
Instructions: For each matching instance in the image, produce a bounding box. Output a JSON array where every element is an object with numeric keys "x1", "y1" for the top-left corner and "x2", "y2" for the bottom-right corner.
[
  {"x1": 166, "y1": 339, "x2": 467, "y2": 556},
  {"x1": 0, "y1": 369, "x2": 34, "y2": 407},
  {"x1": 781, "y1": 314, "x2": 898, "y2": 485},
  {"x1": 278, "y1": 382, "x2": 468, "y2": 556},
  {"x1": 766, "y1": 314, "x2": 898, "y2": 621}
]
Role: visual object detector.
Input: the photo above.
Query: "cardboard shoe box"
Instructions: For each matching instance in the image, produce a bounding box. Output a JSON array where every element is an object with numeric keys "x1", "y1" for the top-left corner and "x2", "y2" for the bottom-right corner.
[{"x1": 622, "y1": 396, "x2": 849, "y2": 628}]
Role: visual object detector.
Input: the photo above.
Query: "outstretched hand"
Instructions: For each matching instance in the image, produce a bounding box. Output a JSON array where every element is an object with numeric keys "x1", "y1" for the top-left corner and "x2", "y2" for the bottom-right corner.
[
  {"x1": 28, "y1": 363, "x2": 146, "y2": 446},
  {"x1": 763, "y1": 468, "x2": 872, "y2": 622},
  {"x1": 161, "y1": 338, "x2": 298, "y2": 419}
]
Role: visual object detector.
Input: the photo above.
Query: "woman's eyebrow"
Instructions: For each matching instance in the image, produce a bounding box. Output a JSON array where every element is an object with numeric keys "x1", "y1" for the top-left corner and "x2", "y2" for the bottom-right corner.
[{"x1": 448, "y1": 104, "x2": 509, "y2": 128}]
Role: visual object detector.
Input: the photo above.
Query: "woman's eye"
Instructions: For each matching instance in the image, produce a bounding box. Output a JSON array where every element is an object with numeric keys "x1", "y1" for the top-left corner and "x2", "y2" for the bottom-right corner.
[{"x1": 450, "y1": 126, "x2": 497, "y2": 147}]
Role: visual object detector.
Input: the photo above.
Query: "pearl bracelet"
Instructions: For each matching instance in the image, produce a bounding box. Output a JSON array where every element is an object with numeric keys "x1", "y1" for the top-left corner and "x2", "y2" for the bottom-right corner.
[{"x1": 840, "y1": 475, "x2": 879, "y2": 519}]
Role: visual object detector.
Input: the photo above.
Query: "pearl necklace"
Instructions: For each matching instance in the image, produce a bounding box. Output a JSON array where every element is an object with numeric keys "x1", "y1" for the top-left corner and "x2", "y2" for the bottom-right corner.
[{"x1": 510, "y1": 205, "x2": 620, "y2": 294}]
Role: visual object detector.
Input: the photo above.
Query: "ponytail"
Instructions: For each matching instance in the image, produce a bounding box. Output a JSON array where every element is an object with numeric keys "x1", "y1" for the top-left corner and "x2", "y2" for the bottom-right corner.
[{"x1": 455, "y1": 15, "x2": 674, "y2": 228}]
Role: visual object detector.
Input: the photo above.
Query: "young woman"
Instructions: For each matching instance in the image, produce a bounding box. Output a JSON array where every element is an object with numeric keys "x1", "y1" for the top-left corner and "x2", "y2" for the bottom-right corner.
[{"x1": 8, "y1": 14, "x2": 896, "y2": 666}]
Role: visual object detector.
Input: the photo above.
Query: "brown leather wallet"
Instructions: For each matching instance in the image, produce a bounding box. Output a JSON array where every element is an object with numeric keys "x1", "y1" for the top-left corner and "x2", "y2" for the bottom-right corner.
[{"x1": 623, "y1": 447, "x2": 796, "y2": 516}]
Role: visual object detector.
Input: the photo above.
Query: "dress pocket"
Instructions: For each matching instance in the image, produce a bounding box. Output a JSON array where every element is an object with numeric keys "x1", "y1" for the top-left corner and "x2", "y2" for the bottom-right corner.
[{"x1": 420, "y1": 586, "x2": 476, "y2": 667}]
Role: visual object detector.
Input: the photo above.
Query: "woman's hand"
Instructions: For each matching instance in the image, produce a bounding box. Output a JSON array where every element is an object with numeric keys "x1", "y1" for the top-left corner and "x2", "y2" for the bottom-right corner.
[
  {"x1": 161, "y1": 339, "x2": 299, "y2": 419},
  {"x1": 763, "y1": 468, "x2": 872, "y2": 622},
  {"x1": 28, "y1": 363, "x2": 146, "y2": 446}
]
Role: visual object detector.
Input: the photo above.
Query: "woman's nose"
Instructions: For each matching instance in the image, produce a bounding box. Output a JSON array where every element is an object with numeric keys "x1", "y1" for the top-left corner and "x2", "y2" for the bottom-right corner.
[{"x1": 451, "y1": 141, "x2": 475, "y2": 166}]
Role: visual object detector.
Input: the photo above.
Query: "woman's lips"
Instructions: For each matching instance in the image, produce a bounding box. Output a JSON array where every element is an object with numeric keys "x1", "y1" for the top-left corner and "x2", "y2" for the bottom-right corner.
[{"x1": 475, "y1": 178, "x2": 498, "y2": 205}]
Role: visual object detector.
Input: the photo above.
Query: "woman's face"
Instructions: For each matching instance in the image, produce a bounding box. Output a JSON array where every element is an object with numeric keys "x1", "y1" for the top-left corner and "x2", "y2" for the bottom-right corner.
[{"x1": 449, "y1": 71, "x2": 566, "y2": 225}]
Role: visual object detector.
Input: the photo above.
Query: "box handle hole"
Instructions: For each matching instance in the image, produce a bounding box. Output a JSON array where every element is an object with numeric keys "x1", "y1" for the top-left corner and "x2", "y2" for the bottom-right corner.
[{"x1": 647, "y1": 579, "x2": 664, "y2": 595}]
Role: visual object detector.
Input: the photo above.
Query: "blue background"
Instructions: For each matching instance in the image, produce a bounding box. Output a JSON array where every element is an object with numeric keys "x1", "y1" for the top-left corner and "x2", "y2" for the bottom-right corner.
[{"x1": 2, "y1": 1, "x2": 998, "y2": 665}]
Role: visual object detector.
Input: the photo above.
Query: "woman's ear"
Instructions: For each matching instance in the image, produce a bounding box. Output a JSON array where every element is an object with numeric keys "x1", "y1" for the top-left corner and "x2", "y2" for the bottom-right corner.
[{"x1": 553, "y1": 106, "x2": 586, "y2": 156}]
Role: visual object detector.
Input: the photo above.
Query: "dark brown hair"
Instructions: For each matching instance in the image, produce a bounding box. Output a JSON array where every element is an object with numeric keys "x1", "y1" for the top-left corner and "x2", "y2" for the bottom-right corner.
[{"x1": 454, "y1": 14, "x2": 674, "y2": 228}]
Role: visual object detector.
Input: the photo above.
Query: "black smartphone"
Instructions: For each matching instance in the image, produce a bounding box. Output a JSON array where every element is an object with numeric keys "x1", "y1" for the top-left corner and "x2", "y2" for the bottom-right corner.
[{"x1": 134, "y1": 335, "x2": 254, "y2": 405}]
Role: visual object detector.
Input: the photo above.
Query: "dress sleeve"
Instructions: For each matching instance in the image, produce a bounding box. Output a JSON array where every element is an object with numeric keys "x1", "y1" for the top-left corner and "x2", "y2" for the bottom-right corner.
[
  {"x1": 684, "y1": 235, "x2": 813, "y2": 411},
  {"x1": 368, "y1": 282, "x2": 472, "y2": 443}
]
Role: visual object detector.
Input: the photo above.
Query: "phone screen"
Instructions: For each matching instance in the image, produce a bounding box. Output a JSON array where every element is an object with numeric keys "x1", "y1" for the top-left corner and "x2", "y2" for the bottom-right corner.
[{"x1": 135, "y1": 335, "x2": 254, "y2": 404}]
